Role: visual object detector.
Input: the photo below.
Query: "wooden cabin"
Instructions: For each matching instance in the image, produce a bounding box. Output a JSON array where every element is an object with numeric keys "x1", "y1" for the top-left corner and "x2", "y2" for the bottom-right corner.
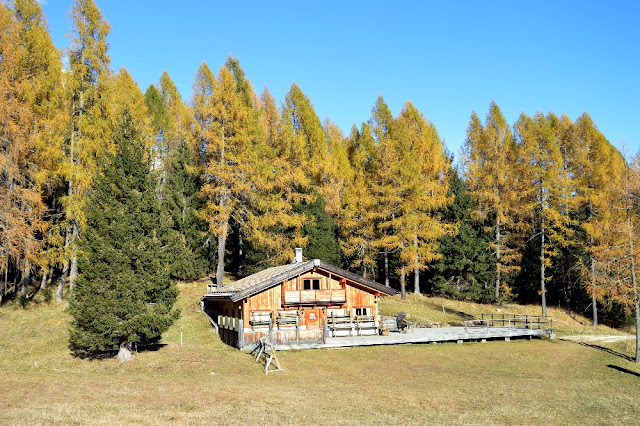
[{"x1": 202, "y1": 250, "x2": 397, "y2": 349}]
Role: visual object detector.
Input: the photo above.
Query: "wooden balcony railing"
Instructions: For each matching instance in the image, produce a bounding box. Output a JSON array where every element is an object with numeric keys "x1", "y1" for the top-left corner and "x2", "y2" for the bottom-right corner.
[{"x1": 284, "y1": 289, "x2": 346, "y2": 305}]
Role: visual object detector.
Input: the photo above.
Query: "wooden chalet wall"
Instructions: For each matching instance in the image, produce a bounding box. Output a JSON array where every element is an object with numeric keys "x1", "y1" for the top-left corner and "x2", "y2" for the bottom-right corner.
[
  {"x1": 243, "y1": 270, "x2": 378, "y2": 331},
  {"x1": 205, "y1": 266, "x2": 384, "y2": 349}
]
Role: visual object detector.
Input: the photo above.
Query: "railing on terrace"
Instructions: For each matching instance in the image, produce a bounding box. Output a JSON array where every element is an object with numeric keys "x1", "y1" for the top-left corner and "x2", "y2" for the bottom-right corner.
[
  {"x1": 473, "y1": 313, "x2": 553, "y2": 332},
  {"x1": 284, "y1": 289, "x2": 346, "y2": 305}
]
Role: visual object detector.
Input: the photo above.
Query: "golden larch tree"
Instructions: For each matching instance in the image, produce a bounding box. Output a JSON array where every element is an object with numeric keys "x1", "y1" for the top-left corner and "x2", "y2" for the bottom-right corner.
[
  {"x1": 461, "y1": 101, "x2": 520, "y2": 299},
  {"x1": 393, "y1": 102, "x2": 453, "y2": 296},
  {"x1": 339, "y1": 123, "x2": 379, "y2": 279},
  {"x1": 513, "y1": 112, "x2": 576, "y2": 317},
  {"x1": 59, "y1": 0, "x2": 112, "y2": 299},
  {"x1": 570, "y1": 113, "x2": 619, "y2": 325}
]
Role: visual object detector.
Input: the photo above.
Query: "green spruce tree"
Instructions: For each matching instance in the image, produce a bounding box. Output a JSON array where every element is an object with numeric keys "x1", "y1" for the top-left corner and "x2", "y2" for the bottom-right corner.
[
  {"x1": 69, "y1": 110, "x2": 179, "y2": 357},
  {"x1": 163, "y1": 140, "x2": 211, "y2": 279},
  {"x1": 430, "y1": 168, "x2": 496, "y2": 302},
  {"x1": 295, "y1": 192, "x2": 342, "y2": 266}
]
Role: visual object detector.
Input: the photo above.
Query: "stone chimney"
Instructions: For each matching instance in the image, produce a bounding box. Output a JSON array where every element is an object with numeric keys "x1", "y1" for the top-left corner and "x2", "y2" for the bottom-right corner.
[{"x1": 294, "y1": 247, "x2": 303, "y2": 263}]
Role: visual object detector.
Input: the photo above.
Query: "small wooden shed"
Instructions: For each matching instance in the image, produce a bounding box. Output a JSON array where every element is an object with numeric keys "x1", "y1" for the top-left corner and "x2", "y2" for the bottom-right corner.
[{"x1": 202, "y1": 252, "x2": 397, "y2": 349}]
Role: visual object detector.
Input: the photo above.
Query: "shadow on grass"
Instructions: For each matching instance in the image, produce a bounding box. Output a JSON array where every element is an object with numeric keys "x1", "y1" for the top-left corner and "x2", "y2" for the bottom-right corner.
[
  {"x1": 430, "y1": 304, "x2": 475, "y2": 321},
  {"x1": 578, "y1": 342, "x2": 634, "y2": 362},
  {"x1": 70, "y1": 342, "x2": 168, "y2": 360},
  {"x1": 608, "y1": 364, "x2": 640, "y2": 377}
]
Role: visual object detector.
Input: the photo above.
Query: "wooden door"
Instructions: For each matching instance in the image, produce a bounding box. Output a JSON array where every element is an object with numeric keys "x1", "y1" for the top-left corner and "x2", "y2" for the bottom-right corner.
[{"x1": 305, "y1": 308, "x2": 321, "y2": 329}]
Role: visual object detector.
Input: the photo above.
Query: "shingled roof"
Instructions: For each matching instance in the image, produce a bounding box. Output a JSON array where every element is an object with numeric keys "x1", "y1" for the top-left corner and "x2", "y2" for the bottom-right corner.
[{"x1": 204, "y1": 259, "x2": 397, "y2": 302}]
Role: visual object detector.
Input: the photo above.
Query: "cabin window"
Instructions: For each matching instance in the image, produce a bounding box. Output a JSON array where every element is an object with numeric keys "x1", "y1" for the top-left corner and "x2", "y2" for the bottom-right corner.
[
  {"x1": 303, "y1": 278, "x2": 321, "y2": 290},
  {"x1": 355, "y1": 307, "x2": 370, "y2": 316}
]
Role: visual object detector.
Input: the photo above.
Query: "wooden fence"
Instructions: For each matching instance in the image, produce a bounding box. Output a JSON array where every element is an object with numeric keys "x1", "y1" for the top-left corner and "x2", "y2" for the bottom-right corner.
[
  {"x1": 212, "y1": 314, "x2": 325, "y2": 350},
  {"x1": 478, "y1": 313, "x2": 553, "y2": 332},
  {"x1": 216, "y1": 315, "x2": 243, "y2": 348}
]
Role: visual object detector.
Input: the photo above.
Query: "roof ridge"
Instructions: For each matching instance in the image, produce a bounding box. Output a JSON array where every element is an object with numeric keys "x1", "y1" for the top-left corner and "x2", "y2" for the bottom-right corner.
[{"x1": 203, "y1": 259, "x2": 396, "y2": 302}]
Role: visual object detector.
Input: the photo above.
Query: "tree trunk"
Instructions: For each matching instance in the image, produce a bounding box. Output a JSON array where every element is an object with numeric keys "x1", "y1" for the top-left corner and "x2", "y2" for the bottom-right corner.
[
  {"x1": 634, "y1": 286, "x2": 640, "y2": 363},
  {"x1": 56, "y1": 228, "x2": 72, "y2": 301},
  {"x1": 215, "y1": 124, "x2": 227, "y2": 288},
  {"x1": 495, "y1": 219, "x2": 501, "y2": 298},
  {"x1": 540, "y1": 219, "x2": 547, "y2": 317},
  {"x1": 40, "y1": 268, "x2": 48, "y2": 291},
  {"x1": 624, "y1": 190, "x2": 639, "y2": 362},
  {"x1": 69, "y1": 222, "x2": 79, "y2": 295},
  {"x1": 589, "y1": 198, "x2": 598, "y2": 326},
  {"x1": 66, "y1": 94, "x2": 78, "y2": 298},
  {"x1": 237, "y1": 230, "x2": 244, "y2": 276},
  {"x1": 400, "y1": 265, "x2": 406, "y2": 301},
  {"x1": 384, "y1": 247, "x2": 389, "y2": 287},
  {"x1": 57, "y1": 260, "x2": 68, "y2": 301},
  {"x1": 12, "y1": 268, "x2": 18, "y2": 296},
  {"x1": 591, "y1": 250, "x2": 598, "y2": 326},
  {"x1": 216, "y1": 218, "x2": 228, "y2": 288},
  {"x1": 413, "y1": 234, "x2": 420, "y2": 295},
  {"x1": 1, "y1": 257, "x2": 8, "y2": 303},
  {"x1": 20, "y1": 260, "x2": 31, "y2": 300}
]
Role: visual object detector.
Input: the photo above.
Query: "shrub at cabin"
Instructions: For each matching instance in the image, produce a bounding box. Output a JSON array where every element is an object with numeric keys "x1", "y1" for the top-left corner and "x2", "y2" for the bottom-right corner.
[{"x1": 69, "y1": 110, "x2": 179, "y2": 356}]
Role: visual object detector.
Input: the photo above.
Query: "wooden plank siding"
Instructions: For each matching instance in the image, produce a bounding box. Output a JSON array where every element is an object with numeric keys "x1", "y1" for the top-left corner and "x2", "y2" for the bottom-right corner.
[
  {"x1": 243, "y1": 328, "x2": 324, "y2": 348},
  {"x1": 204, "y1": 263, "x2": 391, "y2": 349},
  {"x1": 242, "y1": 269, "x2": 377, "y2": 333}
]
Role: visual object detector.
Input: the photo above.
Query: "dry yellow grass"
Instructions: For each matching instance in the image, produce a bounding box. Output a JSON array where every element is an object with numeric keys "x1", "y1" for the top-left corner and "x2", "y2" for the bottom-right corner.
[
  {"x1": 379, "y1": 293, "x2": 632, "y2": 336},
  {"x1": 1, "y1": 283, "x2": 638, "y2": 425}
]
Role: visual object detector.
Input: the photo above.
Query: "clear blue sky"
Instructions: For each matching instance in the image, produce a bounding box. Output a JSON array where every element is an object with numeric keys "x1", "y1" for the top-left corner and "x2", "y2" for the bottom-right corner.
[{"x1": 41, "y1": 0, "x2": 639, "y2": 160}]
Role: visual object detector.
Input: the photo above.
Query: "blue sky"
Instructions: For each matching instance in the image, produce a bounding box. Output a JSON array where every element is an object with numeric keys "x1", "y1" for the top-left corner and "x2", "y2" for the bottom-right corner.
[{"x1": 41, "y1": 1, "x2": 639, "y2": 160}]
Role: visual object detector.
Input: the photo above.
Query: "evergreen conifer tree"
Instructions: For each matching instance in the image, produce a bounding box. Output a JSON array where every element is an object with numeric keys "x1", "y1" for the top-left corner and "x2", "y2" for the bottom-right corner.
[
  {"x1": 69, "y1": 110, "x2": 178, "y2": 356},
  {"x1": 163, "y1": 140, "x2": 210, "y2": 279},
  {"x1": 295, "y1": 192, "x2": 342, "y2": 266},
  {"x1": 430, "y1": 168, "x2": 496, "y2": 302}
]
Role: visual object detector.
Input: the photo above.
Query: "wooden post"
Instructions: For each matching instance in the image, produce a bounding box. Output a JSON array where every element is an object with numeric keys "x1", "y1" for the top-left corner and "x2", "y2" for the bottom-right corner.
[
  {"x1": 322, "y1": 315, "x2": 326, "y2": 344},
  {"x1": 233, "y1": 317, "x2": 237, "y2": 347},
  {"x1": 221, "y1": 316, "x2": 226, "y2": 344},
  {"x1": 296, "y1": 314, "x2": 300, "y2": 345},
  {"x1": 238, "y1": 317, "x2": 244, "y2": 350}
]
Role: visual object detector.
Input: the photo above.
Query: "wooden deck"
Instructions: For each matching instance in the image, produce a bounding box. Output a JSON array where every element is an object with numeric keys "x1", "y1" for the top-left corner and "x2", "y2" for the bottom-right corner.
[{"x1": 241, "y1": 325, "x2": 554, "y2": 351}]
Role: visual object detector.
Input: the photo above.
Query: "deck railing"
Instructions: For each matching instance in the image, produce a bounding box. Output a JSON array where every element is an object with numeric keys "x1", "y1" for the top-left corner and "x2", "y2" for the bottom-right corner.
[
  {"x1": 478, "y1": 313, "x2": 553, "y2": 332},
  {"x1": 284, "y1": 289, "x2": 346, "y2": 305}
]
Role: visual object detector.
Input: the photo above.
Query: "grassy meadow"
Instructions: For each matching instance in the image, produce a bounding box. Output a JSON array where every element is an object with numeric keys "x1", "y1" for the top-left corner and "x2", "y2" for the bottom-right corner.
[{"x1": 1, "y1": 282, "x2": 639, "y2": 425}]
